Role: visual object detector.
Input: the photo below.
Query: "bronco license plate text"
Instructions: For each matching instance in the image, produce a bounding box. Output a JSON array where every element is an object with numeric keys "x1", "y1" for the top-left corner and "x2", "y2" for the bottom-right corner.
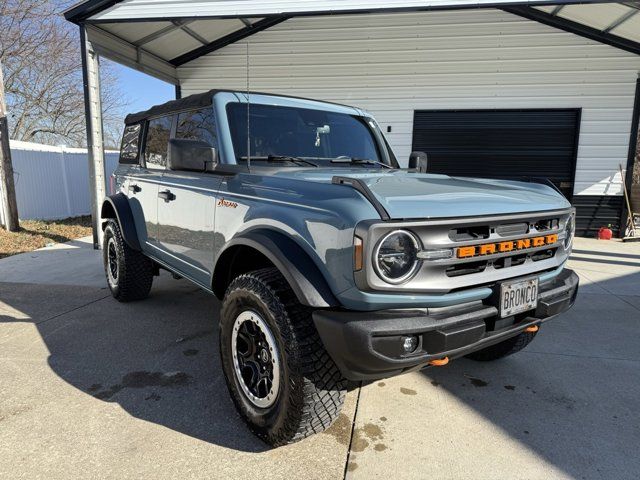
[{"x1": 500, "y1": 277, "x2": 539, "y2": 318}]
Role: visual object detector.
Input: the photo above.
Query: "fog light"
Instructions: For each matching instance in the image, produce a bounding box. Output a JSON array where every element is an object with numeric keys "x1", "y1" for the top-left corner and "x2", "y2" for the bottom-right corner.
[{"x1": 401, "y1": 336, "x2": 419, "y2": 353}]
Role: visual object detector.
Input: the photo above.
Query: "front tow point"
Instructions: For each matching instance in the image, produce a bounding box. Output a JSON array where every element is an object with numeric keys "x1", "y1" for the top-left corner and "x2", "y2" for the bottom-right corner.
[{"x1": 428, "y1": 357, "x2": 449, "y2": 367}]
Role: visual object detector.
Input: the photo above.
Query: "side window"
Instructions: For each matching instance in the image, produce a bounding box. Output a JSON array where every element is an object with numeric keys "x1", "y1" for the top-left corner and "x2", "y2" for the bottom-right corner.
[
  {"x1": 144, "y1": 115, "x2": 173, "y2": 169},
  {"x1": 120, "y1": 124, "x2": 141, "y2": 164},
  {"x1": 176, "y1": 108, "x2": 218, "y2": 148}
]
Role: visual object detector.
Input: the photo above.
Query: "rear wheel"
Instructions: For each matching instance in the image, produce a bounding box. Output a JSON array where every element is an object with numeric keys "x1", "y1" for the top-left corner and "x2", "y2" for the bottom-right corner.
[
  {"x1": 465, "y1": 329, "x2": 538, "y2": 361},
  {"x1": 103, "y1": 219, "x2": 154, "y2": 302},
  {"x1": 219, "y1": 267, "x2": 347, "y2": 446}
]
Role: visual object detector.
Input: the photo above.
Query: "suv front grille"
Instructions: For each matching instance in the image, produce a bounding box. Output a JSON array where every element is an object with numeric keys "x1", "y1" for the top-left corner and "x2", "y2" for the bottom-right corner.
[{"x1": 360, "y1": 208, "x2": 574, "y2": 294}]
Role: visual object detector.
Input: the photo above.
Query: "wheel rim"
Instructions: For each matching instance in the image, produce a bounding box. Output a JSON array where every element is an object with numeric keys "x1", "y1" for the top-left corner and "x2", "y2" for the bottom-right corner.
[
  {"x1": 231, "y1": 310, "x2": 281, "y2": 409},
  {"x1": 106, "y1": 237, "x2": 119, "y2": 287}
]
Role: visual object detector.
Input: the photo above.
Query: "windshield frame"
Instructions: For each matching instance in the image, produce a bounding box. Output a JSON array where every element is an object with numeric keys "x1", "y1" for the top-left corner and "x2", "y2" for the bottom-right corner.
[{"x1": 219, "y1": 96, "x2": 397, "y2": 169}]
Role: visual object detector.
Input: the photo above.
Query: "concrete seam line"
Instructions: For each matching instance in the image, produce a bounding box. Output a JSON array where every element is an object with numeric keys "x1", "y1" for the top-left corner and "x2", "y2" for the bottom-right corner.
[
  {"x1": 35, "y1": 294, "x2": 111, "y2": 327},
  {"x1": 343, "y1": 381, "x2": 363, "y2": 480}
]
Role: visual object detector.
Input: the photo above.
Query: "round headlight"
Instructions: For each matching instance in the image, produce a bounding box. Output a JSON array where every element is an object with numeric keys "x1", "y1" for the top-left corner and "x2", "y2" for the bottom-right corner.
[
  {"x1": 374, "y1": 230, "x2": 421, "y2": 284},
  {"x1": 564, "y1": 214, "x2": 575, "y2": 250}
]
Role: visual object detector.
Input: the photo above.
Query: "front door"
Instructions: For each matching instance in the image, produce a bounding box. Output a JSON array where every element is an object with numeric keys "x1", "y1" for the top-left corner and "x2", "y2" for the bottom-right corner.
[
  {"x1": 156, "y1": 171, "x2": 221, "y2": 286},
  {"x1": 155, "y1": 107, "x2": 222, "y2": 287}
]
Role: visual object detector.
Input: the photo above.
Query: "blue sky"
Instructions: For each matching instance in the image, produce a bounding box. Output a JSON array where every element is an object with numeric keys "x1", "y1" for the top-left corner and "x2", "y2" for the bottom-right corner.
[{"x1": 110, "y1": 61, "x2": 175, "y2": 114}]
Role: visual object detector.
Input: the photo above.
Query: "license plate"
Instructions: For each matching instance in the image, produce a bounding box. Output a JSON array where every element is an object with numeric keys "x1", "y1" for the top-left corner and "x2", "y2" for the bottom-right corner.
[{"x1": 499, "y1": 277, "x2": 538, "y2": 318}]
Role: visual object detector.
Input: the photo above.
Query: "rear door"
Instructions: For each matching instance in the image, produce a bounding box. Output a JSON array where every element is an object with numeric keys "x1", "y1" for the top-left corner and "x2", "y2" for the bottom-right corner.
[
  {"x1": 156, "y1": 107, "x2": 222, "y2": 287},
  {"x1": 127, "y1": 115, "x2": 173, "y2": 250}
]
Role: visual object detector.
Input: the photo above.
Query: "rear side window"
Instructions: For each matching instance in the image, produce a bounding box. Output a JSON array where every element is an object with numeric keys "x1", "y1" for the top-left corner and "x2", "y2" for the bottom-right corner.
[
  {"x1": 144, "y1": 115, "x2": 173, "y2": 169},
  {"x1": 176, "y1": 108, "x2": 218, "y2": 148},
  {"x1": 119, "y1": 124, "x2": 141, "y2": 164}
]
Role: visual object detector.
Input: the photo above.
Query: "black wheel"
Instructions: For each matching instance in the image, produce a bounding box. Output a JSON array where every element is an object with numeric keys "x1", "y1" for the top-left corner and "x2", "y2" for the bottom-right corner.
[
  {"x1": 103, "y1": 219, "x2": 154, "y2": 302},
  {"x1": 219, "y1": 267, "x2": 347, "y2": 446},
  {"x1": 465, "y1": 329, "x2": 538, "y2": 361}
]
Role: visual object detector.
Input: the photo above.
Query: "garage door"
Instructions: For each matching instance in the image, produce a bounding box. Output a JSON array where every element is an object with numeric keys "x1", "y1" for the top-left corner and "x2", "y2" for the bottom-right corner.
[{"x1": 411, "y1": 109, "x2": 580, "y2": 199}]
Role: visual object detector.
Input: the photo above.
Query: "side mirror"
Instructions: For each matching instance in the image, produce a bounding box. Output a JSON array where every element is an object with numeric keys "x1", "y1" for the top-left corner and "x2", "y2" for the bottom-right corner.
[
  {"x1": 408, "y1": 151, "x2": 428, "y2": 173},
  {"x1": 168, "y1": 138, "x2": 217, "y2": 172}
]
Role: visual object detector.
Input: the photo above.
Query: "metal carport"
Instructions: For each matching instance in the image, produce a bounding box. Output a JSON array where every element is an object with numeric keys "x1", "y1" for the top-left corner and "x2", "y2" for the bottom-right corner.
[{"x1": 64, "y1": 0, "x2": 640, "y2": 247}]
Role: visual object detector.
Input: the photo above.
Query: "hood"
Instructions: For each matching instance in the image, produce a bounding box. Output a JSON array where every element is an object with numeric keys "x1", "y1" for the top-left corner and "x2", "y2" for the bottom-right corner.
[{"x1": 273, "y1": 169, "x2": 571, "y2": 219}]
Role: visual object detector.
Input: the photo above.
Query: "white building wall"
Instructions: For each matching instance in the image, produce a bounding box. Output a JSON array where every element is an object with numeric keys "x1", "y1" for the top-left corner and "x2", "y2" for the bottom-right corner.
[
  {"x1": 177, "y1": 9, "x2": 640, "y2": 197},
  {"x1": 0, "y1": 141, "x2": 119, "y2": 222}
]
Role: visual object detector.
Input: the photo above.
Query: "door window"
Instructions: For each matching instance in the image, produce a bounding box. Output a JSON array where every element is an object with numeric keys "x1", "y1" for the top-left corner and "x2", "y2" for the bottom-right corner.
[
  {"x1": 144, "y1": 116, "x2": 173, "y2": 169},
  {"x1": 176, "y1": 108, "x2": 218, "y2": 148},
  {"x1": 119, "y1": 123, "x2": 141, "y2": 164}
]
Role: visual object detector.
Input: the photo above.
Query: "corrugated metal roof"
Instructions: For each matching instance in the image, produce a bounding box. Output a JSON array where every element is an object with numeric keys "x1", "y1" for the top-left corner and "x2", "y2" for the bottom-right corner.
[
  {"x1": 67, "y1": 0, "x2": 624, "y2": 21},
  {"x1": 64, "y1": 1, "x2": 640, "y2": 84}
]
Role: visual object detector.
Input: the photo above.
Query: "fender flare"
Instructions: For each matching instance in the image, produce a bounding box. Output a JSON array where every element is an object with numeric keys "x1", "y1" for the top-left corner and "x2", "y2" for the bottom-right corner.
[
  {"x1": 216, "y1": 230, "x2": 340, "y2": 308},
  {"x1": 100, "y1": 194, "x2": 141, "y2": 251}
]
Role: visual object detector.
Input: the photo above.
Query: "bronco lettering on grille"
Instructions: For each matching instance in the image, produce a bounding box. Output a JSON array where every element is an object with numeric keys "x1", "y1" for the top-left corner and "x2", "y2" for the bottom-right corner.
[{"x1": 456, "y1": 234, "x2": 558, "y2": 259}]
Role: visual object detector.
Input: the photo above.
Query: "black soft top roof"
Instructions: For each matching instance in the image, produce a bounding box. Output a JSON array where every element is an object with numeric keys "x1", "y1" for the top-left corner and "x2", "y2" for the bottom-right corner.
[
  {"x1": 125, "y1": 89, "x2": 219, "y2": 125},
  {"x1": 125, "y1": 89, "x2": 358, "y2": 125}
]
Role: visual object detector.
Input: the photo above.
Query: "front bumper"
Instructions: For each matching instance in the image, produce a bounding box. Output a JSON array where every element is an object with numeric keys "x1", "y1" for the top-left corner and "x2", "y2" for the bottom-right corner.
[{"x1": 313, "y1": 268, "x2": 579, "y2": 381}]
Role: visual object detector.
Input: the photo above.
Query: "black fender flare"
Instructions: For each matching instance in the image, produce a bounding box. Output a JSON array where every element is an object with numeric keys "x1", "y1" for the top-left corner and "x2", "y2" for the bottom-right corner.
[
  {"x1": 100, "y1": 194, "x2": 141, "y2": 251},
  {"x1": 216, "y1": 230, "x2": 339, "y2": 308}
]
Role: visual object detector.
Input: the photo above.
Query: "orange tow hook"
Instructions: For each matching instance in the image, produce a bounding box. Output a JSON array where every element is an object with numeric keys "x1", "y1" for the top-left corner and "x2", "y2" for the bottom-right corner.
[
  {"x1": 524, "y1": 325, "x2": 539, "y2": 333},
  {"x1": 429, "y1": 357, "x2": 449, "y2": 367}
]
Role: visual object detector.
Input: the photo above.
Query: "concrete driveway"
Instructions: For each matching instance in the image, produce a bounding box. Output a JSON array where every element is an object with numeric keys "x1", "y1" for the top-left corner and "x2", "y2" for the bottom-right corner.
[{"x1": 1, "y1": 237, "x2": 639, "y2": 479}]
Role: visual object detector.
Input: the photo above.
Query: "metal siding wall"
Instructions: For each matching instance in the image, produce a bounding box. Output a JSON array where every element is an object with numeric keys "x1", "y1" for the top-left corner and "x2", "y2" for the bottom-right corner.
[
  {"x1": 178, "y1": 9, "x2": 640, "y2": 197},
  {"x1": 2, "y1": 142, "x2": 119, "y2": 221}
]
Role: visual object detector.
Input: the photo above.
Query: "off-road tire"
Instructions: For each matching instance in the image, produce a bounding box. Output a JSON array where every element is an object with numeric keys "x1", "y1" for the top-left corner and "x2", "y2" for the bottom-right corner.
[
  {"x1": 103, "y1": 219, "x2": 154, "y2": 302},
  {"x1": 465, "y1": 330, "x2": 538, "y2": 361},
  {"x1": 220, "y1": 267, "x2": 347, "y2": 446}
]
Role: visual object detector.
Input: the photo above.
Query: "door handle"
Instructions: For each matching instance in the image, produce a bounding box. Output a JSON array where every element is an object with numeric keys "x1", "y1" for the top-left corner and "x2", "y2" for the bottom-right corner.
[
  {"x1": 129, "y1": 184, "x2": 141, "y2": 193},
  {"x1": 158, "y1": 190, "x2": 176, "y2": 202}
]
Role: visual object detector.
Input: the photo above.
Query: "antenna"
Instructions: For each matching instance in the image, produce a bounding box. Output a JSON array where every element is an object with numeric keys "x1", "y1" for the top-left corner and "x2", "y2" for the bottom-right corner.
[{"x1": 246, "y1": 40, "x2": 251, "y2": 172}]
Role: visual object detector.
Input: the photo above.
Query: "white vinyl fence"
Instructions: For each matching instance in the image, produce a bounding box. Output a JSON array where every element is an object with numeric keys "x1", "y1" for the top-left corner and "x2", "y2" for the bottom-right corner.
[{"x1": 0, "y1": 140, "x2": 119, "y2": 223}]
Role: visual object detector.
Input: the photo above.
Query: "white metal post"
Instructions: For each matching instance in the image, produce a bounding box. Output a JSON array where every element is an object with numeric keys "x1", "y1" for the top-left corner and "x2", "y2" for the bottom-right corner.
[{"x1": 80, "y1": 26, "x2": 106, "y2": 249}]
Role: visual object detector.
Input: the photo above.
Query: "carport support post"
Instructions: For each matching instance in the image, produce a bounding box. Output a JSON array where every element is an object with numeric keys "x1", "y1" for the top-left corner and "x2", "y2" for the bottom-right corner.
[{"x1": 80, "y1": 26, "x2": 106, "y2": 250}]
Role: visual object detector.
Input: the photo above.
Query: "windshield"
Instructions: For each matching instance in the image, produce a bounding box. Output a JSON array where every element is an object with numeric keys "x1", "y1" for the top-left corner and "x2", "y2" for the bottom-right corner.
[{"x1": 226, "y1": 102, "x2": 386, "y2": 166}]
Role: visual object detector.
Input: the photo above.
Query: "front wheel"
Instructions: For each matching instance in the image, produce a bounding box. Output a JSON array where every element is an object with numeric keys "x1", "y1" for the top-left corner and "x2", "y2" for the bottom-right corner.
[
  {"x1": 219, "y1": 268, "x2": 347, "y2": 446},
  {"x1": 465, "y1": 329, "x2": 538, "y2": 361}
]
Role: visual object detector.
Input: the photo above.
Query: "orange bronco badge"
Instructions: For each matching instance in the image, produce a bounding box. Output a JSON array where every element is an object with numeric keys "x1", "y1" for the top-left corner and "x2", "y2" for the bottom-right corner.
[{"x1": 457, "y1": 234, "x2": 559, "y2": 259}]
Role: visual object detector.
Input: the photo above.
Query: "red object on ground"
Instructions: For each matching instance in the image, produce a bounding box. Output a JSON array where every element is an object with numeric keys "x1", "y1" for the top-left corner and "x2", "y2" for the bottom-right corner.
[{"x1": 598, "y1": 226, "x2": 613, "y2": 240}]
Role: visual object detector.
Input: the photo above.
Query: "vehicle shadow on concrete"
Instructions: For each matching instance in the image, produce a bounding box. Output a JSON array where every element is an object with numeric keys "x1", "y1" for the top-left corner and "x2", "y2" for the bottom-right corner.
[
  {"x1": 0, "y1": 272, "x2": 270, "y2": 453},
  {"x1": 419, "y1": 268, "x2": 640, "y2": 479}
]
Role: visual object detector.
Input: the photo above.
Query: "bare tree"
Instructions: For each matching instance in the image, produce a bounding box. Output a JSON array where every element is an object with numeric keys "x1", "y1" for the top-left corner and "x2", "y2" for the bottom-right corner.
[{"x1": 0, "y1": 0, "x2": 127, "y2": 148}]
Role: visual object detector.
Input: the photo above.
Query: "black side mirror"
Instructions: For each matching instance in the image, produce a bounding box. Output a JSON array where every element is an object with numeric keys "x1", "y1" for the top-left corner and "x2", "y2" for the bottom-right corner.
[
  {"x1": 408, "y1": 151, "x2": 428, "y2": 173},
  {"x1": 168, "y1": 138, "x2": 217, "y2": 172}
]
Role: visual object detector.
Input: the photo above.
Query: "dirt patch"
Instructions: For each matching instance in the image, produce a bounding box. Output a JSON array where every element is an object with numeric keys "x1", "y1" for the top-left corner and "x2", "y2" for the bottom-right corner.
[
  {"x1": 466, "y1": 376, "x2": 489, "y2": 387},
  {"x1": 377, "y1": 381, "x2": 385, "y2": 387},
  {"x1": 400, "y1": 387, "x2": 417, "y2": 395},
  {"x1": 183, "y1": 349, "x2": 199, "y2": 356},
  {"x1": 350, "y1": 422, "x2": 387, "y2": 453},
  {"x1": 176, "y1": 330, "x2": 214, "y2": 344},
  {"x1": 347, "y1": 462, "x2": 358, "y2": 472},
  {"x1": 504, "y1": 385, "x2": 516, "y2": 391},
  {"x1": 93, "y1": 371, "x2": 191, "y2": 400},
  {"x1": 324, "y1": 412, "x2": 352, "y2": 446},
  {"x1": 0, "y1": 216, "x2": 91, "y2": 259},
  {"x1": 374, "y1": 443, "x2": 388, "y2": 452}
]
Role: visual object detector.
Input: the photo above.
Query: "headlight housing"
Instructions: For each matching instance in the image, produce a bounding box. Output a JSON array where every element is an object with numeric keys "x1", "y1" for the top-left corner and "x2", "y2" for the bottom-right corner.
[
  {"x1": 564, "y1": 213, "x2": 575, "y2": 250},
  {"x1": 373, "y1": 230, "x2": 421, "y2": 284}
]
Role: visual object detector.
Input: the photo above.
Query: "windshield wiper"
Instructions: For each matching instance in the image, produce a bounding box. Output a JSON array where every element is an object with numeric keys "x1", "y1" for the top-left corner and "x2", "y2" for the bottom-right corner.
[
  {"x1": 240, "y1": 155, "x2": 318, "y2": 167},
  {"x1": 330, "y1": 157, "x2": 393, "y2": 169}
]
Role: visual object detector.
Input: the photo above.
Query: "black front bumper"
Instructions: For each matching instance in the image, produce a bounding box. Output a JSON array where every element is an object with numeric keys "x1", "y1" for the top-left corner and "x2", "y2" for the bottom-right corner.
[{"x1": 313, "y1": 268, "x2": 579, "y2": 381}]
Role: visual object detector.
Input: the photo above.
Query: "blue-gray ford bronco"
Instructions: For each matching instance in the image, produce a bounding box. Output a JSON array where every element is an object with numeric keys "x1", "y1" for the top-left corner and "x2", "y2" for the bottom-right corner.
[{"x1": 103, "y1": 90, "x2": 578, "y2": 446}]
